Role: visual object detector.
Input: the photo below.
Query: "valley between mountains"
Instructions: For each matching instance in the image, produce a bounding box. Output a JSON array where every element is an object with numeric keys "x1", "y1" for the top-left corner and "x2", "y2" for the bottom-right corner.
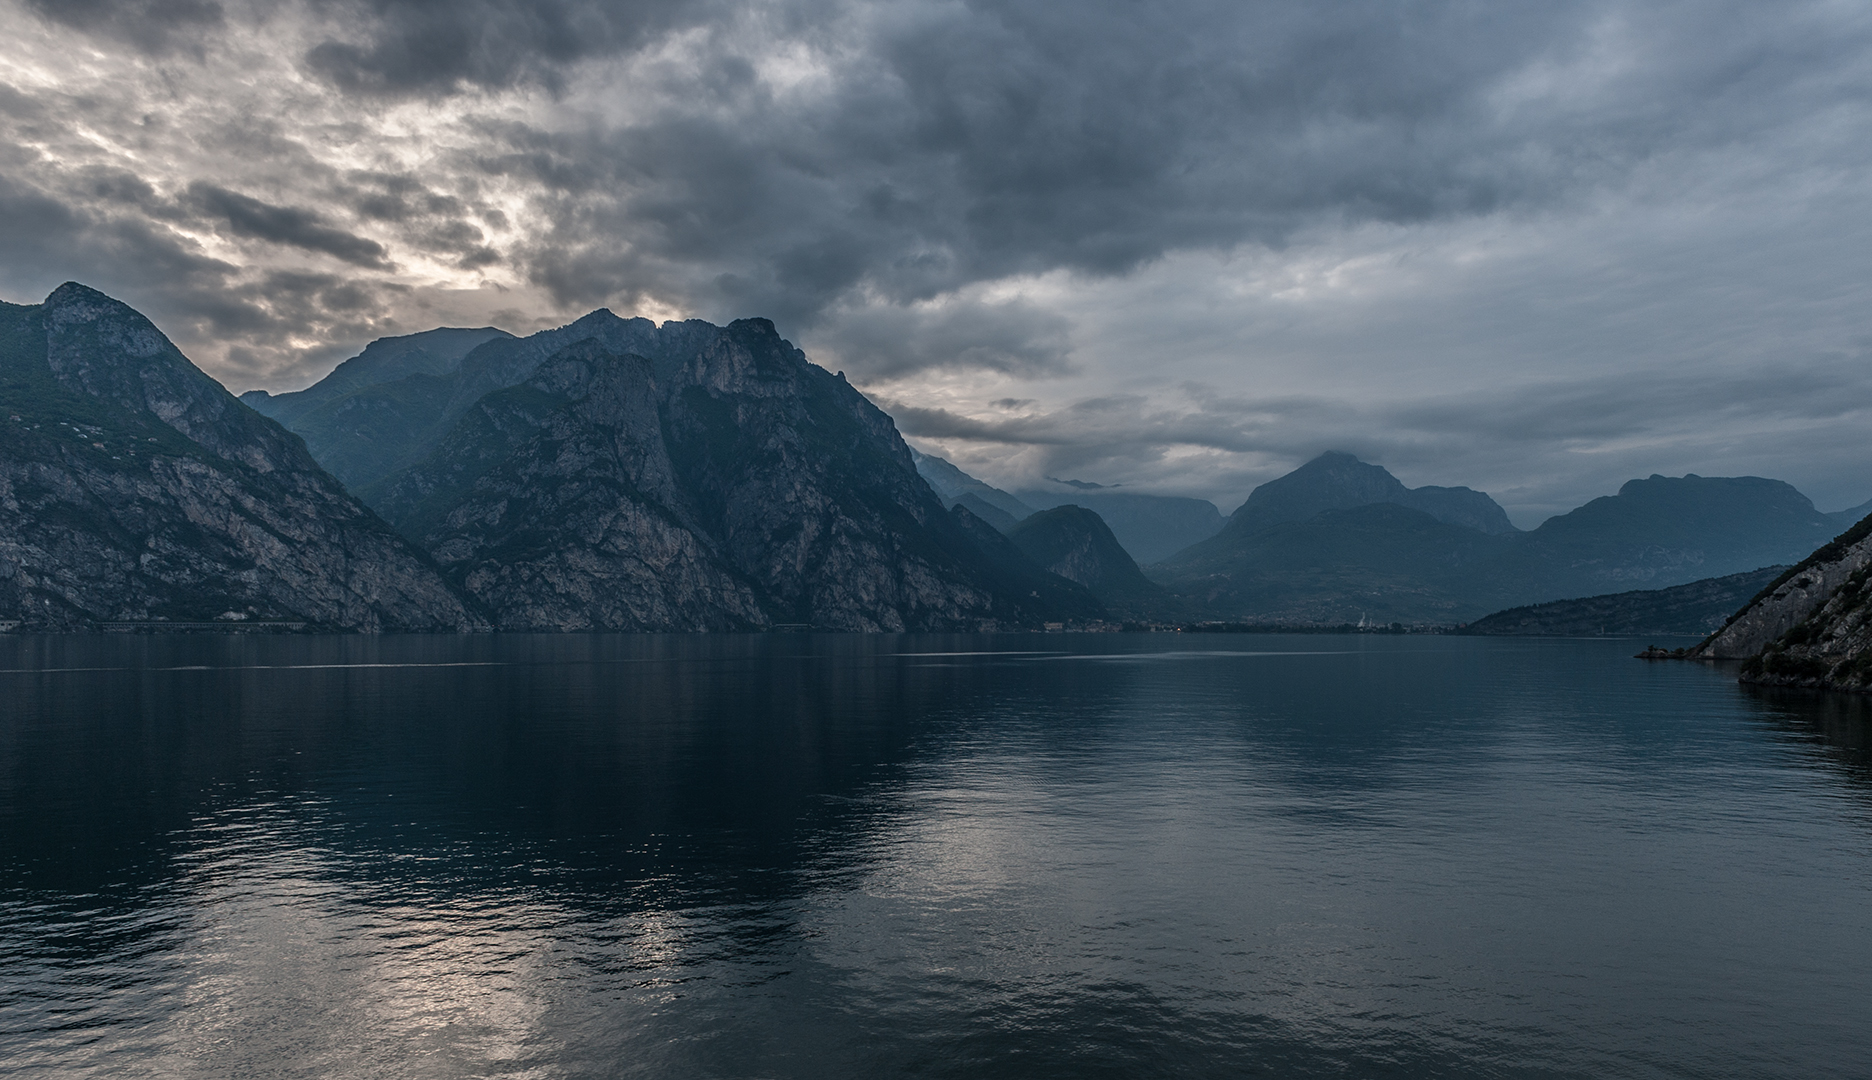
[{"x1": 4, "y1": 282, "x2": 1868, "y2": 648}]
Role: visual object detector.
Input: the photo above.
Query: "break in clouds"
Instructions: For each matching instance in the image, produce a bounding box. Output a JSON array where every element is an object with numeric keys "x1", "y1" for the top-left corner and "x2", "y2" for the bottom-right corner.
[{"x1": 4, "y1": 0, "x2": 1872, "y2": 520}]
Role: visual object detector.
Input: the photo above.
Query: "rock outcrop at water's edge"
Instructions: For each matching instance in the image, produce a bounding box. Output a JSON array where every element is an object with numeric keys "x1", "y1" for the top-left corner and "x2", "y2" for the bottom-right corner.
[
  {"x1": 1689, "y1": 512, "x2": 1872, "y2": 690},
  {"x1": 1693, "y1": 521, "x2": 1872, "y2": 661},
  {"x1": 0, "y1": 284, "x2": 481, "y2": 631}
]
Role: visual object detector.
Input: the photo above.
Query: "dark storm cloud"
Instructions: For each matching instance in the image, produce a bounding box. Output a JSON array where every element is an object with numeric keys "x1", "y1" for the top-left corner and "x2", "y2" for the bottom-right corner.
[
  {"x1": 6, "y1": 0, "x2": 1872, "y2": 511},
  {"x1": 367, "y1": 0, "x2": 1868, "y2": 377},
  {"x1": 334, "y1": 171, "x2": 503, "y2": 267},
  {"x1": 185, "y1": 182, "x2": 394, "y2": 269},
  {"x1": 301, "y1": 0, "x2": 715, "y2": 95},
  {"x1": 814, "y1": 297, "x2": 1072, "y2": 378},
  {"x1": 24, "y1": 0, "x2": 224, "y2": 53}
]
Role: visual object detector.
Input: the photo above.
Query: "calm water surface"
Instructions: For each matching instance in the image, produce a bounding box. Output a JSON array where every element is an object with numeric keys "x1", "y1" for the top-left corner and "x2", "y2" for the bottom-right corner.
[{"x1": 2, "y1": 633, "x2": 1869, "y2": 1078}]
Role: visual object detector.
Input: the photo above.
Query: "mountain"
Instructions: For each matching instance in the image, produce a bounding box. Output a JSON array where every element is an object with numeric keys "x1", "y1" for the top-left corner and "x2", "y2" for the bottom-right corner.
[
  {"x1": 242, "y1": 326, "x2": 512, "y2": 425},
  {"x1": 358, "y1": 321, "x2": 1102, "y2": 631},
  {"x1": 1006, "y1": 505, "x2": 1166, "y2": 614},
  {"x1": 0, "y1": 284, "x2": 477, "y2": 631},
  {"x1": 1154, "y1": 453, "x2": 1844, "y2": 624},
  {"x1": 1693, "y1": 513, "x2": 1872, "y2": 663},
  {"x1": 904, "y1": 453, "x2": 1227, "y2": 564},
  {"x1": 1222, "y1": 451, "x2": 1519, "y2": 536},
  {"x1": 1464, "y1": 566, "x2": 1786, "y2": 637},
  {"x1": 1685, "y1": 513, "x2": 1872, "y2": 690},
  {"x1": 1156, "y1": 502, "x2": 1516, "y2": 624},
  {"x1": 946, "y1": 505, "x2": 1107, "y2": 624},
  {"x1": 1507, "y1": 474, "x2": 1838, "y2": 598},
  {"x1": 247, "y1": 310, "x2": 729, "y2": 493},
  {"x1": 1014, "y1": 486, "x2": 1227, "y2": 565},
  {"x1": 1828, "y1": 498, "x2": 1872, "y2": 529},
  {"x1": 911, "y1": 450, "x2": 1036, "y2": 523},
  {"x1": 954, "y1": 493, "x2": 1022, "y2": 533}
]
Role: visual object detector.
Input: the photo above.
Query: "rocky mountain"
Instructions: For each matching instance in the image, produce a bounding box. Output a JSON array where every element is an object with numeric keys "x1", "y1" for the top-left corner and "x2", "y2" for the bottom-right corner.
[
  {"x1": 0, "y1": 284, "x2": 477, "y2": 631},
  {"x1": 354, "y1": 321, "x2": 1101, "y2": 631},
  {"x1": 1006, "y1": 505, "x2": 1166, "y2": 614},
  {"x1": 1692, "y1": 513, "x2": 1872, "y2": 666},
  {"x1": 1154, "y1": 453, "x2": 1845, "y2": 624},
  {"x1": 242, "y1": 326, "x2": 511, "y2": 425},
  {"x1": 246, "y1": 311, "x2": 721, "y2": 493},
  {"x1": 1684, "y1": 511, "x2": 1872, "y2": 690},
  {"x1": 1464, "y1": 565, "x2": 1786, "y2": 637}
]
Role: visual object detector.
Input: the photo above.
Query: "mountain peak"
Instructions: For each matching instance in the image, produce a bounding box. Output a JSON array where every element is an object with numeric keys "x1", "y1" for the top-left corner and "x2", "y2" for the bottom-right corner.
[
  {"x1": 1228, "y1": 452, "x2": 1517, "y2": 536},
  {"x1": 1231, "y1": 452, "x2": 1407, "y2": 530},
  {"x1": 0, "y1": 284, "x2": 476, "y2": 630}
]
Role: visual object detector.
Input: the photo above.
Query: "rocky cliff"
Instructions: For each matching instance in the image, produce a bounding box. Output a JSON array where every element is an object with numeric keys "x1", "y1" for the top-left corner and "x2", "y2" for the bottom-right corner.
[
  {"x1": 1684, "y1": 513, "x2": 1872, "y2": 687},
  {"x1": 365, "y1": 323, "x2": 1099, "y2": 631},
  {"x1": 0, "y1": 284, "x2": 478, "y2": 631}
]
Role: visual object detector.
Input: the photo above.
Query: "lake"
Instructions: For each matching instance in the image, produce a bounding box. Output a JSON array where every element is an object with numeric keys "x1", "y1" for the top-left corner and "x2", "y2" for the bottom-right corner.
[{"x1": 2, "y1": 633, "x2": 1869, "y2": 1078}]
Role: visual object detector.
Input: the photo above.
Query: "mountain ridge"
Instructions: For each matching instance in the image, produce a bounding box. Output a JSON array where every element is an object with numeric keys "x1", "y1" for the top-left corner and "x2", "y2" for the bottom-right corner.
[
  {"x1": 353, "y1": 321, "x2": 1104, "y2": 631},
  {"x1": 0, "y1": 284, "x2": 478, "y2": 631},
  {"x1": 1154, "y1": 453, "x2": 1844, "y2": 623}
]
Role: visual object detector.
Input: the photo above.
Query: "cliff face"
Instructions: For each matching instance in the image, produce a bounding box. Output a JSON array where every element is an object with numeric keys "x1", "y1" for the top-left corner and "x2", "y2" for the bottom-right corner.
[
  {"x1": 1695, "y1": 525, "x2": 1872, "y2": 659},
  {"x1": 368, "y1": 323, "x2": 1095, "y2": 631},
  {"x1": 1690, "y1": 513, "x2": 1872, "y2": 686},
  {"x1": 0, "y1": 284, "x2": 479, "y2": 631}
]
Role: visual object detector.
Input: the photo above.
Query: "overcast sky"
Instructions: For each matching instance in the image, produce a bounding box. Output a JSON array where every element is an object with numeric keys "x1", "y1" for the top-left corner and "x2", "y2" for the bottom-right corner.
[{"x1": 4, "y1": 0, "x2": 1871, "y2": 524}]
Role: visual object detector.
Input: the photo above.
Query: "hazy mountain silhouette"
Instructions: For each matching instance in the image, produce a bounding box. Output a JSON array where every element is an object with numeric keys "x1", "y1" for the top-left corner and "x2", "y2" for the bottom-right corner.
[
  {"x1": 911, "y1": 449, "x2": 1036, "y2": 524},
  {"x1": 1007, "y1": 505, "x2": 1167, "y2": 615},
  {"x1": 1015, "y1": 487, "x2": 1227, "y2": 565},
  {"x1": 1155, "y1": 453, "x2": 1844, "y2": 623},
  {"x1": 1223, "y1": 451, "x2": 1518, "y2": 536}
]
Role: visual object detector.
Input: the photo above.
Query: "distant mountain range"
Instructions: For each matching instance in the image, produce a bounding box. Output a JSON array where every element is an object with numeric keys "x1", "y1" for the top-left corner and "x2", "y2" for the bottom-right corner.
[
  {"x1": 913, "y1": 448, "x2": 1861, "y2": 625},
  {"x1": 1151, "y1": 452, "x2": 1855, "y2": 624},
  {"x1": 5, "y1": 283, "x2": 1865, "y2": 634}
]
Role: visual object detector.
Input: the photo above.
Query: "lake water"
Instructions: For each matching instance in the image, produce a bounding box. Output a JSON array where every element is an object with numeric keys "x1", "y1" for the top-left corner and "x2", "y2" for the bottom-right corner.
[{"x1": 2, "y1": 633, "x2": 1869, "y2": 1078}]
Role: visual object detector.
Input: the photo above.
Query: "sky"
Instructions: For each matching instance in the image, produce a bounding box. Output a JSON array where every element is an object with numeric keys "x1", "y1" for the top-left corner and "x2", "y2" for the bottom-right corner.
[{"x1": 3, "y1": 0, "x2": 1871, "y2": 525}]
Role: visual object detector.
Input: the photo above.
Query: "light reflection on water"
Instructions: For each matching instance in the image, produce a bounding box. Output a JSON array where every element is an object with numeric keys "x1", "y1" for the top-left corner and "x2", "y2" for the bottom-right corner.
[{"x1": 2, "y1": 633, "x2": 1871, "y2": 1078}]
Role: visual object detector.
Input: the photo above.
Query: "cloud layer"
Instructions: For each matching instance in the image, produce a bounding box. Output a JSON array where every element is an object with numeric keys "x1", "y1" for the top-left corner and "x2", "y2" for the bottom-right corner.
[{"x1": 4, "y1": 0, "x2": 1872, "y2": 520}]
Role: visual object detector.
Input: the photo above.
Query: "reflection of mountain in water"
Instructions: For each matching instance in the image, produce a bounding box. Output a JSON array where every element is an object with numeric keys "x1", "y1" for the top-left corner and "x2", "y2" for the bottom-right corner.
[{"x1": 8, "y1": 634, "x2": 1872, "y2": 1078}]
